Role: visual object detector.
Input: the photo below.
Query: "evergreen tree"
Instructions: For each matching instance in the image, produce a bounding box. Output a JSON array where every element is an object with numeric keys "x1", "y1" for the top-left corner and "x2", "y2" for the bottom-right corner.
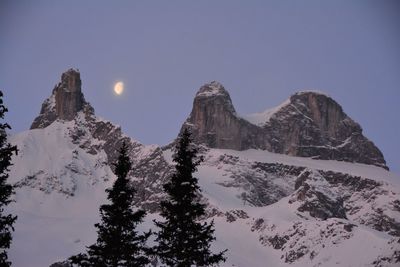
[
  {"x1": 70, "y1": 142, "x2": 151, "y2": 267},
  {"x1": 0, "y1": 91, "x2": 18, "y2": 267},
  {"x1": 154, "y1": 128, "x2": 226, "y2": 267}
]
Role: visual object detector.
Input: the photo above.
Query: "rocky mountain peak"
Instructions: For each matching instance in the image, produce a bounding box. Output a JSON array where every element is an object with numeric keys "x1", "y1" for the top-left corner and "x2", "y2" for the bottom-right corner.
[
  {"x1": 288, "y1": 90, "x2": 351, "y2": 134},
  {"x1": 193, "y1": 81, "x2": 236, "y2": 114},
  {"x1": 31, "y1": 69, "x2": 94, "y2": 129},
  {"x1": 59, "y1": 68, "x2": 82, "y2": 93},
  {"x1": 181, "y1": 84, "x2": 388, "y2": 169},
  {"x1": 181, "y1": 82, "x2": 266, "y2": 150},
  {"x1": 54, "y1": 68, "x2": 86, "y2": 120},
  {"x1": 267, "y1": 90, "x2": 387, "y2": 169},
  {"x1": 196, "y1": 81, "x2": 229, "y2": 97}
]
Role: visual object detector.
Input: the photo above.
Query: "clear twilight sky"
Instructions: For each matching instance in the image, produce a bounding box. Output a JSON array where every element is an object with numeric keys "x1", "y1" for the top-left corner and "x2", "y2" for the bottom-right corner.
[{"x1": 0, "y1": 1, "x2": 399, "y2": 172}]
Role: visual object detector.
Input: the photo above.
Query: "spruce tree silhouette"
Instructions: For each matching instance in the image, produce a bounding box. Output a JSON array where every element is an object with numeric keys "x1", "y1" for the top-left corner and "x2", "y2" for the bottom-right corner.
[
  {"x1": 0, "y1": 91, "x2": 18, "y2": 267},
  {"x1": 154, "y1": 128, "x2": 226, "y2": 267},
  {"x1": 70, "y1": 142, "x2": 150, "y2": 267}
]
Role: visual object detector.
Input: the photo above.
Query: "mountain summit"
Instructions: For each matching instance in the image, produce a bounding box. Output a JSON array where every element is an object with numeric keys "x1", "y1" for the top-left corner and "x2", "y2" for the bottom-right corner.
[
  {"x1": 182, "y1": 81, "x2": 264, "y2": 150},
  {"x1": 31, "y1": 68, "x2": 94, "y2": 129},
  {"x1": 8, "y1": 71, "x2": 399, "y2": 267},
  {"x1": 262, "y1": 91, "x2": 387, "y2": 169},
  {"x1": 25, "y1": 69, "x2": 171, "y2": 209},
  {"x1": 182, "y1": 82, "x2": 387, "y2": 169}
]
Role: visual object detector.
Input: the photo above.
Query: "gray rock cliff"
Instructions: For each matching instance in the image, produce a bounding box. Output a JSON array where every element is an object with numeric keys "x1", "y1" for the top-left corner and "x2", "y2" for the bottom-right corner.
[
  {"x1": 181, "y1": 83, "x2": 387, "y2": 169},
  {"x1": 263, "y1": 91, "x2": 387, "y2": 169},
  {"x1": 181, "y1": 81, "x2": 269, "y2": 150},
  {"x1": 31, "y1": 68, "x2": 93, "y2": 129}
]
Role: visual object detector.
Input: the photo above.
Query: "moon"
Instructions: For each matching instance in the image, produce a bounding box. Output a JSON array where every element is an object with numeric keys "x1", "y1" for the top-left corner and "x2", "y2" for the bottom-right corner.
[{"x1": 114, "y1": 82, "x2": 124, "y2": 95}]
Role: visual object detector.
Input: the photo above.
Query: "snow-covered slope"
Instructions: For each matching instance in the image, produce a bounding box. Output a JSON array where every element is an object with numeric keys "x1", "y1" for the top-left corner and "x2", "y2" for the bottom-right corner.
[
  {"x1": 7, "y1": 110, "x2": 171, "y2": 266},
  {"x1": 241, "y1": 99, "x2": 291, "y2": 126},
  {"x1": 6, "y1": 70, "x2": 399, "y2": 267},
  {"x1": 241, "y1": 91, "x2": 329, "y2": 127},
  {"x1": 8, "y1": 128, "x2": 400, "y2": 266},
  {"x1": 172, "y1": 148, "x2": 400, "y2": 267},
  {"x1": 8, "y1": 122, "x2": 113, "y2": 267}
]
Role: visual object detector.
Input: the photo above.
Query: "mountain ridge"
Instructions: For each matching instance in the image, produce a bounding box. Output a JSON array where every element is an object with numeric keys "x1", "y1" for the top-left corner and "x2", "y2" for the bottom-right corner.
[
  {"x1": 7, "y1": 69, "x2": 399, "y2": 267},
  {"x1": 182, "y1": 81, "x2": 387, "y2": 169},
  {"x1": 29, "y1": 69, "x2": 388, "y2": 170}
]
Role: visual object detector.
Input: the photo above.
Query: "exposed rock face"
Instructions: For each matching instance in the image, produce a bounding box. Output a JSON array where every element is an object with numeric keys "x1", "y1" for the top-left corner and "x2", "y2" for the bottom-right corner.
[
  {"x1": 27, "y1": 68, "x2": 173, "y2": 212},
  {"x1": 290, "y1": 169, "x2": 347, "y2": 220},
  {"x1": 181, "y1": 81, "x2": 268, "y2": 150},
  {"x1": 68, "y1": 114, "x2": 173, "y2": 212},
  {"x1": 319, "y1": 170, "x2": 400, "y2": 237},
  {"x1": 256, "y1": 218, "x2": 358, "y2": 264},
  {"x1": 182, "y1": 83, "x2": 387, "y2": 169},
  {"x1": 206, "y1": 152, "x2": 301, "y2": 207},
  {"x1": 31, "y1": 68, "x2": 93, "y2": 129},
  {"x1": 264, "y1": 92, "x2": 387, "y2": 169}
]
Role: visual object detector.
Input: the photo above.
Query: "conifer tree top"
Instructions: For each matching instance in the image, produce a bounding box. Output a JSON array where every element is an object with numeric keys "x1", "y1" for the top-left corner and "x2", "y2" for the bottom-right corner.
[
  {"x1": 154, "y1": 128, "x2": 227, "y2": 266},
  {"x1": 69, "y1": 141, "x2": 150, "y2": 267}
]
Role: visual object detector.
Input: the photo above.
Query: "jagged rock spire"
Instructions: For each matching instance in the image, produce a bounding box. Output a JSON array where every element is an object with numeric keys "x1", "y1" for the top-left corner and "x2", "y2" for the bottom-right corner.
[
  {"x1": 31, "y1": 68, "x2": 94, "y2": 129},
  {"x1": 54, "y1": 68, "x2": 85, "y2": 120}
]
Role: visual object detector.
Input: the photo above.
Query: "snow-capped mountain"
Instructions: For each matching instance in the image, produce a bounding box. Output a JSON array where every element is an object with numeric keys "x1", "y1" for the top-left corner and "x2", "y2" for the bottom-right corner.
[{"x1": 7, "y1": 69, "x2": 400, "y2": 267}]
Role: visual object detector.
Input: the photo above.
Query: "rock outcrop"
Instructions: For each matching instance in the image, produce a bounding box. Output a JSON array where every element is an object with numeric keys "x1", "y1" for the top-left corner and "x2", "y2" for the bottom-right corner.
[
  {"x1": 182, "y1": 83, "x2": 388, "y2": 169},
  {"x1": 31, "y1": 68, "x2": 93, "y2": 129},
  {"x1": 181, "y1": 81, "x2": 268, "y2": 150},
  {"x1": 290, "y1": 169, "x2": 347, "y2": 220},
  {"x1": 263, "y1": 91, "x2": 387, "y2": 169},
  {"x1": 27, "y1": 69, "x2": 173, "y2": 211}
]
